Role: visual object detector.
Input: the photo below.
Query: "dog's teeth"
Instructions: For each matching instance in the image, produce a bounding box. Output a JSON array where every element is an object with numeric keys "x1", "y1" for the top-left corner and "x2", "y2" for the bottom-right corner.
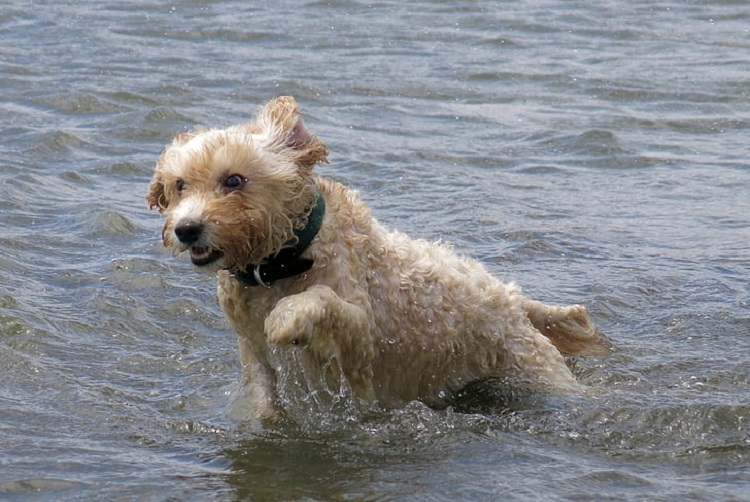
[{"x1": 191, "y1": 248, "x2": 209, "y2": 258}]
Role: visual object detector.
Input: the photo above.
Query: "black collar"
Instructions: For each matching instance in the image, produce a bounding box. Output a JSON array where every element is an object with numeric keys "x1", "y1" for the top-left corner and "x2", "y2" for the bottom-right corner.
[{"x1": 229, "y1": 193, "x2": 325, "y2": 288}]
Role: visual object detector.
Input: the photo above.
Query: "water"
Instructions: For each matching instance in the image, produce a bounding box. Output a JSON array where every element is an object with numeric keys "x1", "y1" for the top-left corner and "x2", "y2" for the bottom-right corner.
[{"x1": 1, "y1": 0, "x2": 749, "y2": 499}]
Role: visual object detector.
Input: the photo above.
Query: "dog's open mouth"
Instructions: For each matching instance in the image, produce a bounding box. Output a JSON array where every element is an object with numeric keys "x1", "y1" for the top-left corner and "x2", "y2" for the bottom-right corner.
[{"x1": 189, "y1": 247, "x2": 223, "y2": 267}]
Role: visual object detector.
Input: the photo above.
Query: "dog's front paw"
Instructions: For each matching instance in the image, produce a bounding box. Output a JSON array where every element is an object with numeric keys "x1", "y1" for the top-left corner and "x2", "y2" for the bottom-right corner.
[{"x1": 264, "y1": 288, "x2": 331, "y2": 346}]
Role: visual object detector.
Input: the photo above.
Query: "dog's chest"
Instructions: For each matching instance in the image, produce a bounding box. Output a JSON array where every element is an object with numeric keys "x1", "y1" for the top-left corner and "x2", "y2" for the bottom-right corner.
[
  {"x1": 216, "y1": 273, "x2": 278, "y2": 329},
  {"x1": 216, "y1": 271, "x2": 316, "y2": 334}
]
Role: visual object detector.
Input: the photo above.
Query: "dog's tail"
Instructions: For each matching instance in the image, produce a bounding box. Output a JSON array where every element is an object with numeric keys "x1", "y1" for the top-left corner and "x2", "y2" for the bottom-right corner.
[{"x1": 523, "y1": 300, "x2": 613, "y2": 357}]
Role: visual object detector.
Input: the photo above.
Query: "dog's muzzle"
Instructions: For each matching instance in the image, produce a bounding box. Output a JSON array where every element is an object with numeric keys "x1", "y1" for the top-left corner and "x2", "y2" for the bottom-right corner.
[{"x1": 173, "y1": 219, "x2": 223, "y2": 267}]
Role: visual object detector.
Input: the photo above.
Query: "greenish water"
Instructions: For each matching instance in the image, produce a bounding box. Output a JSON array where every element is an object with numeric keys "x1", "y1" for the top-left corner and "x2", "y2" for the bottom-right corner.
[{"x1": 1, "y1": 1, "x2": 749, "y2": 500}]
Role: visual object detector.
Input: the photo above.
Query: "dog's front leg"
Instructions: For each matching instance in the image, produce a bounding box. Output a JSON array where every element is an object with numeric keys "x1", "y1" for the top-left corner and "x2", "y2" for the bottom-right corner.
[
  {"x1": 264, "y1": 285, "x2": 376, "y2": 400},
  {"x1": 232, "y1": 333, "x2": 283, "y2": 423}
]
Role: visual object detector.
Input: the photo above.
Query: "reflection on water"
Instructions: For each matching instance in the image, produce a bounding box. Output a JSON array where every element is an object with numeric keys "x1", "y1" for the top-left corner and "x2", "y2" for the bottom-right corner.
[{"x1": 1, "y1": 0, "x2": 749, "y2": 499}]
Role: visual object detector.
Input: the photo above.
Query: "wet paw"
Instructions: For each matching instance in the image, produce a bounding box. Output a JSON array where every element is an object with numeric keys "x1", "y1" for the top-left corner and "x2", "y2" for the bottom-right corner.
[{"x1": 264, "y1": 293, "x2": 327, "y2": 346}]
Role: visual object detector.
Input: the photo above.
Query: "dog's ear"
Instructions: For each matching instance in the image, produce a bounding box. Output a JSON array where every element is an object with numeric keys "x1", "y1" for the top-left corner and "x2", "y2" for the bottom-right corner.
[
  {"x1": 251, "y1": 96, "x2": 329, "y2": 172},
  {"x1": 147, "y1": 175, "x2": 168, "y2": 213}
]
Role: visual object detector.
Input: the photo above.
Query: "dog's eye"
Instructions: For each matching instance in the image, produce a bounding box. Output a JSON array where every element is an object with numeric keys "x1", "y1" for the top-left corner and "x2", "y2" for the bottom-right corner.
[
  {"x1": 223, "y1": 174, "x2": 246, "y2": 191},
  {"x1": 176, "y1": 179, "x2": 185, "y2": 193}
]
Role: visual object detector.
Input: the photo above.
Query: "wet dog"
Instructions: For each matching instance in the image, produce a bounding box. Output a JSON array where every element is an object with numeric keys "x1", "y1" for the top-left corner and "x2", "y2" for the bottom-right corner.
[{"x1": 147, "y1": 96, "x2": 610, "y2": 421}]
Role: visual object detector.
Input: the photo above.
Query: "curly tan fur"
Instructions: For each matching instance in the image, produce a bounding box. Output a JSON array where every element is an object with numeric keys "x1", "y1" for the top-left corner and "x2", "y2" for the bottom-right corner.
[{"x1": 148, "y1": 96, "x2": 611, "y2": 422}]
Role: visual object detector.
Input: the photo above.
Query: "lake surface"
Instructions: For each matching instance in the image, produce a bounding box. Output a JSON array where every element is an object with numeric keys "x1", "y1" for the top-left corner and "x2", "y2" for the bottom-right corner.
[{"x1": 1, "y1": 0, "x2": 749, "y2": 500}]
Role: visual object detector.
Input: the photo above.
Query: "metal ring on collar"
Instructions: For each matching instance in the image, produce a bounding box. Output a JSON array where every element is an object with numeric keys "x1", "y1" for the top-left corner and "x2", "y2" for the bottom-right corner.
[{"x1": 253, "y1": 265, "x2": 272, "y2": 289}]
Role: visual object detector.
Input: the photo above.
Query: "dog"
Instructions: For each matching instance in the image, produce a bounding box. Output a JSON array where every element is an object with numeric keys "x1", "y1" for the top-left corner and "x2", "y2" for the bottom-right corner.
[{"x1": 147, "y1": 96, "x2": 611, "y2": 422}]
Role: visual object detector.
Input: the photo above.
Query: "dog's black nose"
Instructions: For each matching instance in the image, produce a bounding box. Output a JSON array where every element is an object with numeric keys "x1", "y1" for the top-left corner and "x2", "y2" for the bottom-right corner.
[{"x1": 174, "y1": 220, "x2": 204, "y2": 244}]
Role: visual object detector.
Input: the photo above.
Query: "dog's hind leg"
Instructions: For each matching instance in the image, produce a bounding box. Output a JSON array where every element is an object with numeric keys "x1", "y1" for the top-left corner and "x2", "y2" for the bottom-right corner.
[{"x1": 522, "y1": 299, "x2": 612, "y2": 357}]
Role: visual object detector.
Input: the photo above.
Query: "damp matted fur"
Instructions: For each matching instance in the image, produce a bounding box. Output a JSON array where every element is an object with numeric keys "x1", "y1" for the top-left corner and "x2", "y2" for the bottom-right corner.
[{"x1": 148, "y1": 96, "x2": 611, "y2": 422}]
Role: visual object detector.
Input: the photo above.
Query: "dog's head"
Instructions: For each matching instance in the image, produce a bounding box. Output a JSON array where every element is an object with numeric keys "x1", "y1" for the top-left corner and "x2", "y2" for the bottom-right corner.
[{"x1": 147, "y1": 96, "x2": 328, "y2": 271}]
